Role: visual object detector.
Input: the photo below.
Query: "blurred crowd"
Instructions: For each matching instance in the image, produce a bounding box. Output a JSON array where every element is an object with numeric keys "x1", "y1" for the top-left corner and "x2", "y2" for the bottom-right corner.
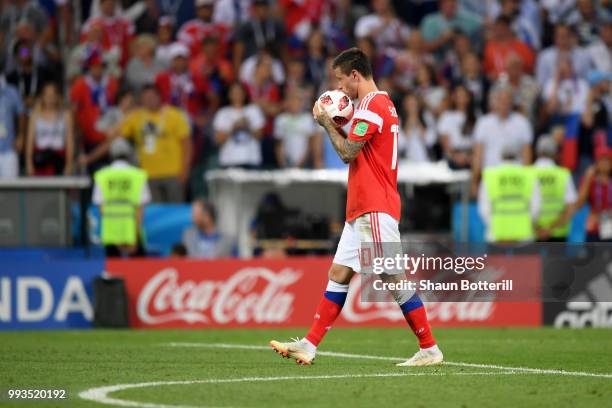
[{"x1": 0, "y1": 0, "x2": 611, "y2": 212}]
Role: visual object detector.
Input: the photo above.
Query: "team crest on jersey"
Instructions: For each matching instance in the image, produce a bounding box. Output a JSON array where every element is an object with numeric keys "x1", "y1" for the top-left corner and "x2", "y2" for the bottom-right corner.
[{"x1": 354, "y1": 121, "x2": 368, "y2": 137}]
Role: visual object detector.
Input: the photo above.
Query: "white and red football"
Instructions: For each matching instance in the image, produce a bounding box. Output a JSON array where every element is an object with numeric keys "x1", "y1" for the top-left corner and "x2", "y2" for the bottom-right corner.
[{"x1": 318, "y1": 90, "x2": 354, "y2": 127}]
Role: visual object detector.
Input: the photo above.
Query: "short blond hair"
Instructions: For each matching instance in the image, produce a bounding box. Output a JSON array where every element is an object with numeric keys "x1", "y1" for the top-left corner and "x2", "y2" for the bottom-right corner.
[{"x1": 135, "y1": 34, "x2": 157, "y2": 51}]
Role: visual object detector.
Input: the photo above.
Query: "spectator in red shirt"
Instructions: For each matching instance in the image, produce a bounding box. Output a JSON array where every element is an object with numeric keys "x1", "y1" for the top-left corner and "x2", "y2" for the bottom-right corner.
[
  {"x1": 80, "y1": 0, "x2": 135, "y2": 67},
  {"x1": 483, "y1": 16, "x2": 535, "y2": 80},
  {"x1": 67, "y1": 18, "x2": 121, "y2": 83},
  {"x1": 278, "y1": 0, "x2": 325, "y2": 48},
  {"x1": 69, "y1": 48, "x2": 118, "y2": 173},
  {"x1": 576, "y1": 147, "x2": 612, "y2": 242},
  {"x1": 177, "y1": 0, "x2": 229, "y2": 58},
  {"x1": 155, "y1": 42, "x2": 210, "y2": 122}
]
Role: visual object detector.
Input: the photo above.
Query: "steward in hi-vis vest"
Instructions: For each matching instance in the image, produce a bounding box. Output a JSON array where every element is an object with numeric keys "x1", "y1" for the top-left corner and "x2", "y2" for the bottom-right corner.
[
  {"x1": 532, "y1": 137, "x2": 577, "y2": 242},
  {"x1": 478, "y1": 145, "x2": 541, "y2": 242},
  {"x1": 92, "y1": 138, "x2": 151, "y2": 257}
]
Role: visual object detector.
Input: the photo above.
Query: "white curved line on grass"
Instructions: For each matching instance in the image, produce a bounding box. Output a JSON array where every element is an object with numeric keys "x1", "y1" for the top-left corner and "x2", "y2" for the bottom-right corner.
[
  {"x1": 78, "y1": 341, "x2": 612, "y2": 408},
  {"x1": 79, "y1": 371, "x2": 519, "y2": 408},
  {"x1": 166, "y1": 342, "x2": 612, "y2": 379}
]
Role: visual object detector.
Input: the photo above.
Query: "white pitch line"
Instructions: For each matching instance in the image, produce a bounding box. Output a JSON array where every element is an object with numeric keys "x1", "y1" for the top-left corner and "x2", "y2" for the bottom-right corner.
[
  {"x1": 79, "y1": 343, "x2": 612, "y2": 408},
  {"x1": 167, "y1": 342, "x2": 612, "y2": 379},
  {"x1": 79, "y1": 371, "x2": 521, "y2": 408}
]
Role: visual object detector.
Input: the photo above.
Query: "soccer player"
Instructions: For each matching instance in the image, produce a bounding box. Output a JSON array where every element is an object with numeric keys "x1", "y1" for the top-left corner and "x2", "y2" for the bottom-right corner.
[{"x1": 269, "y1": 48, "x2": 443, "y2": 366}]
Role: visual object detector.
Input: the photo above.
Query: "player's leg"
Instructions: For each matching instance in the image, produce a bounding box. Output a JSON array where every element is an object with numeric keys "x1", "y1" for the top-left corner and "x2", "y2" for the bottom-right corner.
[
  {"x1": 270, "y1": 222, "x2": 359, "y2": 365},
  {"x1": 303, "y1": 263, "x2": 354, "y2": 347},
  {"x1": 391, "y1": 280, "x2": 443, "y2": 366},
  {"x1": 371, "y1": 212, "x2": 443, "y2": 366}
]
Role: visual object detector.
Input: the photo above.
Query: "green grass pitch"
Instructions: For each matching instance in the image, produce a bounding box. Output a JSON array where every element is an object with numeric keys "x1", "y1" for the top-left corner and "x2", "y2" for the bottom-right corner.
[{"x1": 1, "y1": 328, "x2": 611, "y2": 407}]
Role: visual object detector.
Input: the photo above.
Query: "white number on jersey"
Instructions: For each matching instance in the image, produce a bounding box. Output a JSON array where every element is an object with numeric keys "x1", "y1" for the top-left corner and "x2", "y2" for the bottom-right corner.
[{"x1": 391, "y1": 124, "x2": 399, "y2": 170}]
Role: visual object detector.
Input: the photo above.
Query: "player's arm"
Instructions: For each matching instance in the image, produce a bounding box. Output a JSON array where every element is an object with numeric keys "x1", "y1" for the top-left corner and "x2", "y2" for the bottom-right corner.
[{"x1": 313, "y1": 102, "x2": 365, "y2": 163}]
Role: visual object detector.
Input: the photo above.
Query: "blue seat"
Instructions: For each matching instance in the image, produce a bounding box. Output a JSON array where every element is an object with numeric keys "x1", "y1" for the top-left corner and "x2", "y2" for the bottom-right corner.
[
  {"x1": 452, "y1": 203, "x2": 589, "y2": 243},
  {"x1": 72, "y1": 204, "x2": 193, "y2": 256}
]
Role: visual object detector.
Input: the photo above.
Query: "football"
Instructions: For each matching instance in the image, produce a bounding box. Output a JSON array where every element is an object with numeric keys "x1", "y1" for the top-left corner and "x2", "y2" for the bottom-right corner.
[{"x1": 318, "y1": 90, "x2": 354, "y2": 127}]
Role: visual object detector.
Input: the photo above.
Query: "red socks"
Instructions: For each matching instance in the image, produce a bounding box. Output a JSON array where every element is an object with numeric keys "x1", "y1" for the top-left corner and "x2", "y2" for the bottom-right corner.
[
  {"x1": 305, "y1": 292, "x2": 346, "y2": 346},
  {"x1": 404, "y1": 305, "x2": 436, "y2": 349},
  {"x1": 304, "y1": 283, "x2": 436, "y2": 350}
]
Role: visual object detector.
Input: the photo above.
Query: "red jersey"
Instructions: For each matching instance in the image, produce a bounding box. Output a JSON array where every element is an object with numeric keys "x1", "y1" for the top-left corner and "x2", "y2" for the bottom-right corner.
[
  {"x1": 278, "y1": 0, "x2": 325, "y2": 35},
  {"x1": 81, "y1": 16, "x2": 135, "y2": 67},
  {"x1": 346, "y1": 91, "x2": 401, "y2": 222},
  {"x1": 155, "y1": 70, "x2": 209, "y2": 119},
  {"x1": 177, "y1": 20, "x2": 230, "y2": 57},
  {"x1": 69, "y1": 75, "x2": 118, "y2": 145}
]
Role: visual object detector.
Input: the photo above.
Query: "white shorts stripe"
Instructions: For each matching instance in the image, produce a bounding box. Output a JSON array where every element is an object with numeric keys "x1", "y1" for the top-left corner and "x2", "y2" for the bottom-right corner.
[
  {"x1": 369, "y1": 213, "x2": 378, "y2": 257},
  {"x1": 333, "y1": 212, "x2": 401, "y2": 272},
  {"x1": 376, "y1": 213, "x2": 381, "y2": 257},
  {"x1": 372, "y1": 213, "x2": 380, "y2": 257}
]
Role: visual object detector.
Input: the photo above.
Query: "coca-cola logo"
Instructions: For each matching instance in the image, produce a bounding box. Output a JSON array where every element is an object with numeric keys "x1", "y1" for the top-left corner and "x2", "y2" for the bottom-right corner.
[
  {"x1": 136, "y1": 267, "x2": 301, "y2": 325},
  {"x1": 341, "y1": 277, "x2": 495, "y2": 323}
]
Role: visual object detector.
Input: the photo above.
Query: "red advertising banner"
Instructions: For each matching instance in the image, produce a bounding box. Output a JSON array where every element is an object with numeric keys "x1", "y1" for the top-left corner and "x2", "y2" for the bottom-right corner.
[{"x1": 106, "y1": 257, "x2": 541, "y2": 328}]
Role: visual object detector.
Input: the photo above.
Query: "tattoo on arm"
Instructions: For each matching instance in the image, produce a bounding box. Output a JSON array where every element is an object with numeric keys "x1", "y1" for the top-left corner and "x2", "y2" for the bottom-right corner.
[
  {"x1": 341, "y1": 138, "x2": 366, "y2": 162},
  {"x1": 321, "y1": 117, "x2": 365, "y2": 163}
]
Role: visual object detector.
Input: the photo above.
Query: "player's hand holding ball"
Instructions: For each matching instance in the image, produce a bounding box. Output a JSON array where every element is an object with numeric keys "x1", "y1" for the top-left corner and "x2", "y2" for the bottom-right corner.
[{"x1": 314, "y1": 90, "x2": 354, "y2": 128}]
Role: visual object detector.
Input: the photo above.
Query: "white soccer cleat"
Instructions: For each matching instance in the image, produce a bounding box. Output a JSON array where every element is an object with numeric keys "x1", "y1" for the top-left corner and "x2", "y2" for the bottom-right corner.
[
  {"x1": 396, "y1": 347, "x2": 444, "y2": 367},
  {"x1": 269, "y1": 338, "x2": 316, "y2": 365}
]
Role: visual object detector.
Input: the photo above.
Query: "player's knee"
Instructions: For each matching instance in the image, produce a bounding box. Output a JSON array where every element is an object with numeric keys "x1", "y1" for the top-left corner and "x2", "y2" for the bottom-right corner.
[{"x1": 328, "y1": 264, "x2": 353, "y2": 284}]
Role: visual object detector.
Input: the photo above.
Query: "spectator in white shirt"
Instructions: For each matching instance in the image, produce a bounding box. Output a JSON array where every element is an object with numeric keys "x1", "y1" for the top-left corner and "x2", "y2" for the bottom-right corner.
[
  {"x1": 535, "y1": 24, "x2": 593, "y2": 87},
  {"x1": 213, "y1": 0, "x2": 251, "y2": 29},
  {"x1": 154, "y1": 16, "x2": 176, "y2": 68},
  {"x1": 274, "y1": 88, "x2": 322, "y2": 169},
  {"x1": 438, "y1": 84, "x2": 478, "y2": 169},
  {"x1": 354, "y1": 0, "x2": 411, "y2": 54},
  {"x1": 399, "y1": 92, "x2": 437, "y2": 163},
  {"x1": 471, "y1": 85, "x2": 533, "y2": 195},
  {"x1": 498, "y1": 54, "x2": 540, "y2": 123},
  {"x1": 414, "y1": 62, "x2": 447, "y2": 117},
  {"x1": 239, "y1": 48, "x2": 286, "y2": 86},
  {"x1": 543, "y1": 56, "x2": 590, "y2": 117},
  {"x1": 213, "y1": 82, "x2": 265, "y2": 168},
  {"x1": 586, "y1": 21, "x2": 612, "y2": 73}
]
